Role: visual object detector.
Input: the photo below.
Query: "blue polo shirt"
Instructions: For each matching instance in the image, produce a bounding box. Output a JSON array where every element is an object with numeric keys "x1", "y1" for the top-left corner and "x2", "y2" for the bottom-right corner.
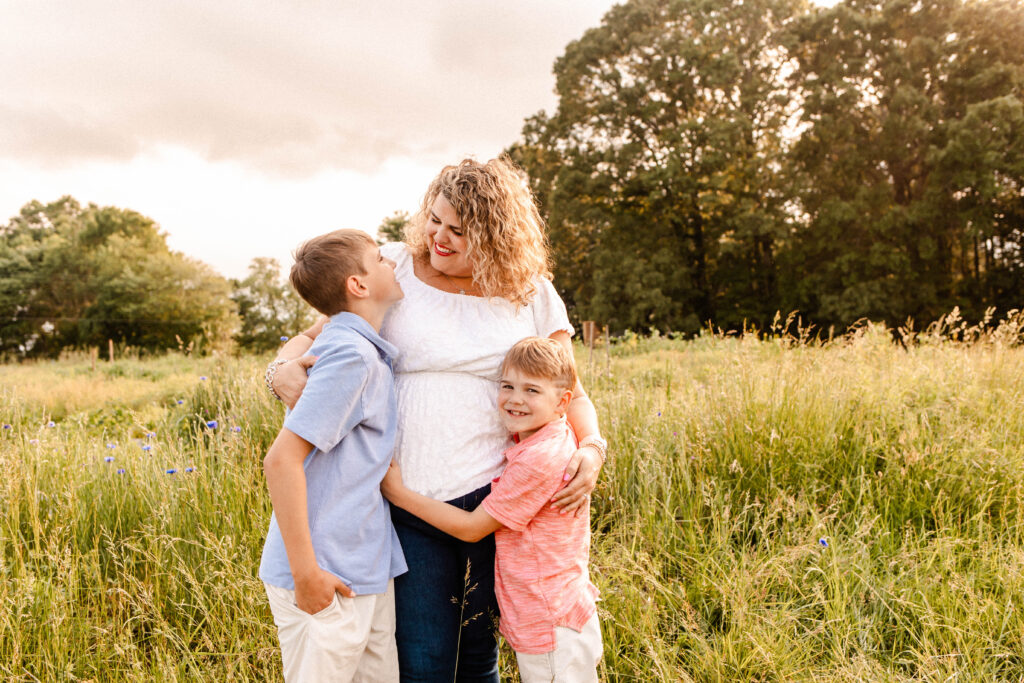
[{"x1": 259, "y1": 312, "x2": 407, "y2": 594}]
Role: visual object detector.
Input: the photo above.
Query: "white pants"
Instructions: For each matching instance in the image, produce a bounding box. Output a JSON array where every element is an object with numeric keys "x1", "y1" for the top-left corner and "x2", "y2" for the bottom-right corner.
[
  {"x1": 515, "y1": 613, "x2": 602, "y2": 683},
  {"x1": 264, "y1": 580, "x2": 399, "y2": 683}
]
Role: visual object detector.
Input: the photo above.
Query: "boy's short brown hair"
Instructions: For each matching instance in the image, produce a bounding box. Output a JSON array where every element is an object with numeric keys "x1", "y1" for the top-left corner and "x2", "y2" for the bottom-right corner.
[
  {"x1": 290, "y1": 229, "x2": 376, "y2": 316},
  {"x1": 501, "y1": 336, "x2": 578, "y2": 391}
]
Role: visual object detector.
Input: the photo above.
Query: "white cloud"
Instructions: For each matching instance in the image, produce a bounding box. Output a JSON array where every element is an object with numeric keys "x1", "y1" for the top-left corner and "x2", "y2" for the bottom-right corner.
[
  {"x1": 0, "y1": 0, "x2": 617, "y2": 173},
  {"x1": 0, "y1": 0, "x2": 619, "y2": 277}
]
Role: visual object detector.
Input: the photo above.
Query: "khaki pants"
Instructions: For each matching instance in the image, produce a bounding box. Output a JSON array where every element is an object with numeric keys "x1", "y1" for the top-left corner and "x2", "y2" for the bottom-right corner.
[
  {"x1": 264, "y1": 579, "x2": 399, "y2": 683},
  {"x1": 515, "y1": 612, "x2": 602, "y2": 683}
]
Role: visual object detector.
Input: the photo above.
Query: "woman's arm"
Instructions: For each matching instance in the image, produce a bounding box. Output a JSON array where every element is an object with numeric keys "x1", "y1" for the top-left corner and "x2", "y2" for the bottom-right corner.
[
  {"x1": 548, "y1": 330, "x2": 605, "y2": 513},
  {"x1": 269, "y1": 316, "x2": 328, "y2": 409}
]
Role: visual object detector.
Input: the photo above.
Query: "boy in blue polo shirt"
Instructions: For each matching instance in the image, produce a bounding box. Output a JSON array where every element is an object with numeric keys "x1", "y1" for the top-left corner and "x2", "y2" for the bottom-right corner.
[{"x1": 259, "y1": 229, "x2": 406, "y2": 682}]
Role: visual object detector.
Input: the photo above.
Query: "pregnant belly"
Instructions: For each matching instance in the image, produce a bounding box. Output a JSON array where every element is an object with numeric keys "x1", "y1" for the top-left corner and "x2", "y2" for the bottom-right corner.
[{"x1": 394, "y1": 372, "x2": 511, "y2": 500}]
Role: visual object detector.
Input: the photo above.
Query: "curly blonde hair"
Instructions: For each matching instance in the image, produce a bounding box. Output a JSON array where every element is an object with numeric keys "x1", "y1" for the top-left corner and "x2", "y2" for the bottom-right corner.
[{"x1": 405, "y1": 157, "x2": 552, "y2": 306}]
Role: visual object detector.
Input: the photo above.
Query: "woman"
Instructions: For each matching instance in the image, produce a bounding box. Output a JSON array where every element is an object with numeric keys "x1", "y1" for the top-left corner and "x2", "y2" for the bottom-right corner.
[{"x1": 269, "y1": 157, "x2": 606, "y2": 682}]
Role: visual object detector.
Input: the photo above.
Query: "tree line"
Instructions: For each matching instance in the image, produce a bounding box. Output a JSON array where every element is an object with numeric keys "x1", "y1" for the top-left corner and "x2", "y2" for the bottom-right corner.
[
  {"x1": 3, "y1": 0, "x2": 1021, "y2": 356},
  {"x1": 0, "y1": 197, "x2": 314, "y2": 358},
  {"x1": 508, "y1": 0, "x2": 1024, "y2": 333}
]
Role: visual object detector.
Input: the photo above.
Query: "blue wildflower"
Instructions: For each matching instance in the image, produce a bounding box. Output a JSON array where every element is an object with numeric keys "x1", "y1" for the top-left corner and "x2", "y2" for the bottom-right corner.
[
  {"x1": 176, "y1": 399, "x2": 184, "y2": 405},
  {"x1": 206, "y1": 420, "x2": 218, "y2": 429},
  {"x1": 47, "y1": 421, "x2": 56, "y2": 428},
  {"x1": 199, "y1": 376, "x2": 207, "y2": 381},
  {"x1": 166, "y1": 468, "x2": 177, "y2": 474},
  {"x1": 117, "y1": 468, "x2": 125, "y2": 474},
  {"x1": 819, "y1": 537, "x2": 829, "y2": 548},
  {"x1": 232, "y1": 426, "x2": 241, "y2": 433},
  {"x1": 280, "y1": 336, "x2": 289, "y2": 341},
  {"x1": 146, "y1": 432, "x2": 156, "y2": 439},
  {"x1": 142, "y1": 445, "x2": 152, "y2": 451},
  {"x1": 104, "y1": 456, "x2": 115, "y2": 463},
  {"x1": 106, "y1": 443, "x2": 116, "y2": 449},
  {"x1": 185, "y1": 466, "x2": 194, "y2": 473},
  {"x1": 2, "y1": 424, "x2": 10, "y2": 430},
  {"x1": 656, "y1": 412, "x2": 661, "y2": 417}
]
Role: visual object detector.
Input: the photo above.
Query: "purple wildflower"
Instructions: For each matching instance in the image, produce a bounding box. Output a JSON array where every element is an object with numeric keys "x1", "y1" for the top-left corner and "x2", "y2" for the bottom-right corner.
[
  {"x1": 166, "y1": 469, "x2": 177, "y2": 474},
  {"x1": 206, "y1": 420, "x2": 218, "y2": 429},
  {"x1": 104, "y1": 456, "x2": 114, "y2": 463},
  {"x1": 819, "y1": 537, "x2": 829, "y2": 548},
  {"x1": 117, "y1": 469, "x2": 125, "y2": 474},
  {"x1": 142, "y1": 445, "x2": 152, "y2": 451}
]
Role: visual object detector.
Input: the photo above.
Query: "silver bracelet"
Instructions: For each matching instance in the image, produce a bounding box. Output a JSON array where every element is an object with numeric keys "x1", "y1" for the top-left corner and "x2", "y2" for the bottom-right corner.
[
  {"x1": 265, "y1": 359, "x2": 289, "y2": 401},
  {"x1": 578, "y1": 435, "x2": 608, "y2": 463}
]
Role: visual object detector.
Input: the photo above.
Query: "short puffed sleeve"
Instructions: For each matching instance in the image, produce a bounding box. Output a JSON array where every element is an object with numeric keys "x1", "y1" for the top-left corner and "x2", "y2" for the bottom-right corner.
[{"x1": 531, "y1": 278, "x2": 575, "y2": 339}]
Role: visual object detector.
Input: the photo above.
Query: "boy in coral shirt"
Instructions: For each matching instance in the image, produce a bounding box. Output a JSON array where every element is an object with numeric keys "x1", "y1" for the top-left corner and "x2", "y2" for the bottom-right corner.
[{"x1": 382, "y1": 336, "x2": 601, "y2": 682}]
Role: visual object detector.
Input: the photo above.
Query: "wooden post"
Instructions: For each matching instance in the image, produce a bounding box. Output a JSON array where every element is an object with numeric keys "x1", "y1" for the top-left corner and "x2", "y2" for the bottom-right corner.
[
  {"x1": 90, "y1": 347, "x2": 98, "y2": 371},
  {"x1": 582, "y1": 321, "x2": 597, "y2": 348},
  {"x1": 582, "y1": 321, "x2": 596, "y2": 366},
  {"x1": 108, "y1": 339, "x2": 114, "y2": 362},
  {"x1": 604, "y1": 325, "x2": 611, "y2": 372}
]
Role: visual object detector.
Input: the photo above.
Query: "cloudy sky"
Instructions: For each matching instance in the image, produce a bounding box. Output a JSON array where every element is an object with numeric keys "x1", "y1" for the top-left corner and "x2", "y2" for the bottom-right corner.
[{"x1": 1, "y1": 0, "x2": 619, "y2": 279}]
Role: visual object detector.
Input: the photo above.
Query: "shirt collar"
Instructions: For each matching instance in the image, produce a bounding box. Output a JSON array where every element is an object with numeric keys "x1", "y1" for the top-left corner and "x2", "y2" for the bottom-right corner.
[
  {"x1": 326, "y1": 312, "x2": 399, "y2": 362},
  {"x1": 506, "y1": 416, "x2": 571, "y2": 456}
]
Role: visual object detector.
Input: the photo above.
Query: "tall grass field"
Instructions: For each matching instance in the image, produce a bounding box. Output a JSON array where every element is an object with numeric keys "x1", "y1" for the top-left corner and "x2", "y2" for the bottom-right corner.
[{"x1": 3, "y1": 322, "x2": 1024, "y2": 681}]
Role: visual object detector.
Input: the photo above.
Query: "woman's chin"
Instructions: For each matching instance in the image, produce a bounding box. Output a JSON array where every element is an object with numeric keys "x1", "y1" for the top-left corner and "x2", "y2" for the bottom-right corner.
[{"x1": 430, "y1": 255, "x2": 471, "y2": 278}]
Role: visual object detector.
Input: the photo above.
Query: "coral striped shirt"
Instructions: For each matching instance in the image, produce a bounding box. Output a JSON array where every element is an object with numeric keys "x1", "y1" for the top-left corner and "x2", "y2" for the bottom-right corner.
[{"x1": 481, "y1": 417, "x2": 599, "y2": 654}]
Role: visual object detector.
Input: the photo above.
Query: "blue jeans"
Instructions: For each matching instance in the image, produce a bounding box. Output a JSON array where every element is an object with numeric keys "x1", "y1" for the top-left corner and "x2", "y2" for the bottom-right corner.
[{"x1": 391, "y1": 484, "x2": 500, "y2": 682}]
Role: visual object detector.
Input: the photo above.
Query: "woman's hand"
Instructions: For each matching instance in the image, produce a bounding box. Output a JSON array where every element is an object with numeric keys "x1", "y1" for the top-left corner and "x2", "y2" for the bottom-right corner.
[
  {"x1": 269, "y1": 317, "x2": 326, "y2": 409},
  {"x1": 551, "y1": 444, "x2": 604, "y2": 515},
  {"x1": 273, "y1": 356, "x2": 316, "y2": 409}
]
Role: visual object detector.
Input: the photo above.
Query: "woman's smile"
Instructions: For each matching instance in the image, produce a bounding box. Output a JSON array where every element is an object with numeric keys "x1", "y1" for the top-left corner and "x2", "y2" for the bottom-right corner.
[{"x1": 426, "y1": 195, "x2": 473, "y2": 277}]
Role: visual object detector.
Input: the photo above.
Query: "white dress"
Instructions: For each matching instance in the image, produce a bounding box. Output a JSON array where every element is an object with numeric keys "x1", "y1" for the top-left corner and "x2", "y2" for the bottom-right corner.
[{"x1": 380, "y1": 242, "x2": 574, "y2": 501}]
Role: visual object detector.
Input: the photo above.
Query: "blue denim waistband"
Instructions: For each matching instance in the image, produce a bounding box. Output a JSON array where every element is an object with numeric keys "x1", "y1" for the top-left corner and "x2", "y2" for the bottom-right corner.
[{"x1": 390, "y1": 483, "x2": 493, "y2": 542}]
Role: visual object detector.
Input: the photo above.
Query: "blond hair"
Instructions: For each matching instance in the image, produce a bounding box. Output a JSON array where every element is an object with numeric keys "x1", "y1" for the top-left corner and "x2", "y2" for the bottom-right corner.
[
  {"x1": 290, "y1": 229, "x2": 375, "y2": 316},
  {"x1": 405, "y1": 157, "x2": 552, "y2": 306},
  {"x1": 501, "y1": 337, "x2": 577, "y2": 391}
]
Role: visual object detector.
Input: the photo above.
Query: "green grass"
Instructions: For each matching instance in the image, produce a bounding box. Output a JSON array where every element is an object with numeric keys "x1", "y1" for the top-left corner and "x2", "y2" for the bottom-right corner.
[{"x1": 3, "y1": 327, "x2": 1024, "y2": 681}]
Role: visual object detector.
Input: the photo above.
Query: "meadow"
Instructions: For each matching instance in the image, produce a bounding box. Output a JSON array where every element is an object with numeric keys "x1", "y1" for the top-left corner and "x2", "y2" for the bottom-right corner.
[{"x1": 3, "y1": 316, "x2": 1024, "y2": 681}]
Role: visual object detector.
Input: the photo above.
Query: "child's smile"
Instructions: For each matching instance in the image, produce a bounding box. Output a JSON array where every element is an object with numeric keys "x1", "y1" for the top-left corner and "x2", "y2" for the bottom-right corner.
[{"x1": 498, "y1": 367, "x2": 572, "y2": 439}]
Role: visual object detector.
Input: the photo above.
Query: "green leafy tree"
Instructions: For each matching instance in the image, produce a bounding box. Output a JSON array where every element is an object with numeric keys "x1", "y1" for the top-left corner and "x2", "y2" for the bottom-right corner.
[
  {"x1": 511, "y1": 0, "x2": 805, "y2": 332},
  {"x1": 86, "y1": 236, "x2": 238, "y2": 352},
  {"x1": 376, "y1": 211, "x2": 409, "y2": 245},
  {"x1": 0, "y1": 197, "x2": 238, "y2": 357},
  {"x1": 782, "y1": 0, "x2": 1024, "y2": 327},
  {"x1": 231, "y1": 257, "x2": 317, "y2": 353}
]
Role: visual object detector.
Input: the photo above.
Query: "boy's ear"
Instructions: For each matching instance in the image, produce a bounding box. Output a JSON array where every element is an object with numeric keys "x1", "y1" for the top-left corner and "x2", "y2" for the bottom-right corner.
[
  {"x1": 557, "y1": 389, "x2": 573, "y2": 414},
  {"x1": 345, "y1": 273, "x2": 368, "y2": 300}
]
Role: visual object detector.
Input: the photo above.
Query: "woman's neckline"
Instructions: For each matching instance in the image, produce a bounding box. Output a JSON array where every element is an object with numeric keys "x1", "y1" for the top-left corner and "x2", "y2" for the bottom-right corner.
[{"x1": 410, "y1": 254, "x2": 486, "y2": 299}]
